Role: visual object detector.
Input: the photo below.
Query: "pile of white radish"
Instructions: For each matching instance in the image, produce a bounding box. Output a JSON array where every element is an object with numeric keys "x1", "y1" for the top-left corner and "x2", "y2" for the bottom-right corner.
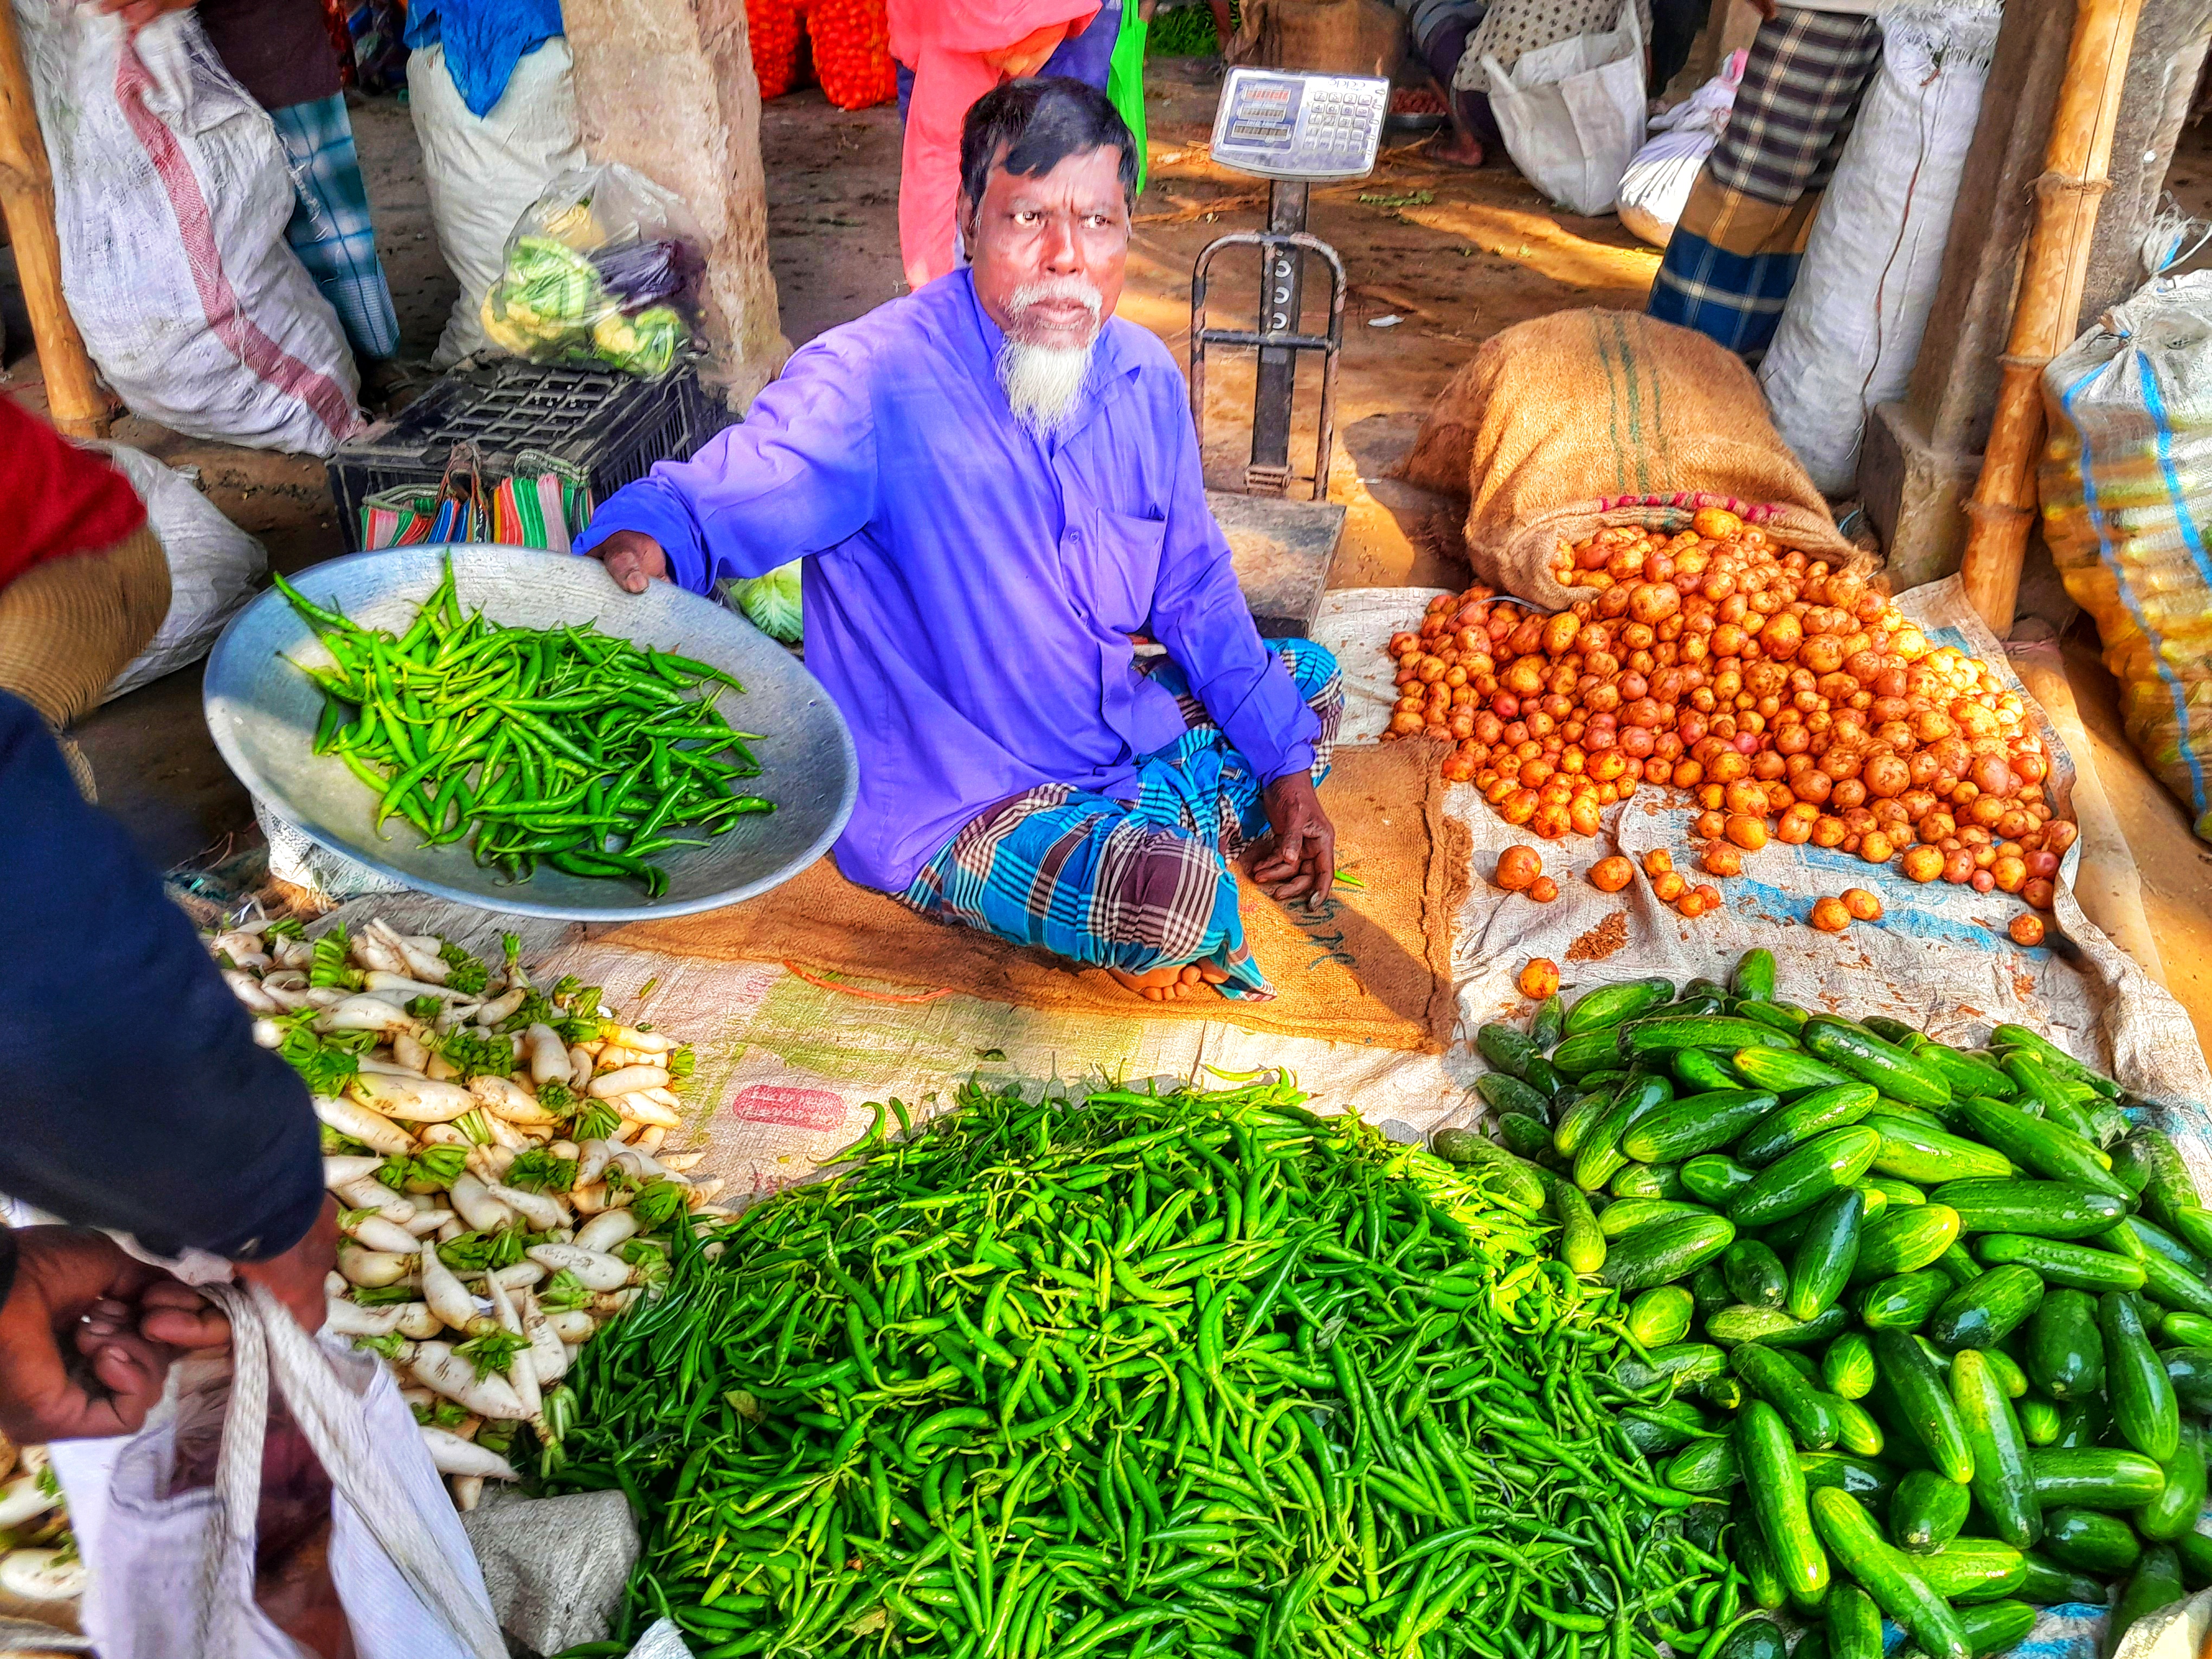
[
  {"x1": 214, "y1": 916, "x2": 725, "y2": 1510},
  {"x1": 0, "y1": 1441, "x2": 82, "y2": 1611}
]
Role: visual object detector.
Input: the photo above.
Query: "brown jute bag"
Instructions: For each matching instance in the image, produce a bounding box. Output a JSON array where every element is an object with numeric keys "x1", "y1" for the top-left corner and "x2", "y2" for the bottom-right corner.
[{"x1": 1397, "y1": 308, "x2": 1859, "y2": 612}]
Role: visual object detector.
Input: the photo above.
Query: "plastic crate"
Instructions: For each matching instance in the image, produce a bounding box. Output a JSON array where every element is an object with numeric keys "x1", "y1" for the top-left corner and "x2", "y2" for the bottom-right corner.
[{"x1": 325, "y1": 359, "x2": 735, "y2": 552}]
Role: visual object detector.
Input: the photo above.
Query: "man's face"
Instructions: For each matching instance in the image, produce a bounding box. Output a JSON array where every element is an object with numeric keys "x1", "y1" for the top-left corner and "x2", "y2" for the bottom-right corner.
[{"x1": 963, "y1": 143, "x2": 1130, "y2": 350}]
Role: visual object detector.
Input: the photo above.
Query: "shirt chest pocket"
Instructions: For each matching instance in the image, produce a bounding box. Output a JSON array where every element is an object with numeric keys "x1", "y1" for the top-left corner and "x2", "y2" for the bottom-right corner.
[{"x1": 1059, "y1": 507, "x2": 1166, "y2": 634}]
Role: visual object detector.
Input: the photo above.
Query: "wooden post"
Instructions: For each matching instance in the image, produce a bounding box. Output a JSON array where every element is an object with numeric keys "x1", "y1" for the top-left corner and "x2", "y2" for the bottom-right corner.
[
  {"x1": 0, "y1": 0, "x2": 108, "y2": 438},
  {"x1": 1957, "y1": 0, "x2": 2143, "y2": 635}
]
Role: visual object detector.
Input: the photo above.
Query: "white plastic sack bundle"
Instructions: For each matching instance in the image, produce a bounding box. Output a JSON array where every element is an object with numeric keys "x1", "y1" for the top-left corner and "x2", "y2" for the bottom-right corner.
[
  {"x1": 1759, "y1": 4, "x2": 2001, "y2": 495},
  {"x1": 410, "y1": 40, "x2": 587, "y2": 368},
  {"x1": 1615, "y1": 49, "x2": 1745, "y2": 247},
  {"x1": 1482, "y1": 1, "x2": 1647, "y2": 219},
  {"x1": 59, "y1": 1282, "x2": 503, "y2": 1659},
  {"x1": 12, "y1": 4, "x2": 361, "y2": 455},
  {"x1": 91, "y1": 445, "x2": 265, "y2": 702}
]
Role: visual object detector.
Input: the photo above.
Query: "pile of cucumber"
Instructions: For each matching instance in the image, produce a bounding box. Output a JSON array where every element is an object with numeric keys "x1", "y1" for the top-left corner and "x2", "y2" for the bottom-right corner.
[{"x1": 1443, "y1": 949, "x2": 2212, "y2": 1659}]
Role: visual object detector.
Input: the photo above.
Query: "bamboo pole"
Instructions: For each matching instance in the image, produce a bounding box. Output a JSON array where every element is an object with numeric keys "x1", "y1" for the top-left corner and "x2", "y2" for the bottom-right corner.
[
  {"x1": 1958, "y1": 0, "x2": 2143, "y2": 635},
  {"x1": 0, "y1": 0, "x2": 108, "y2": 438}
]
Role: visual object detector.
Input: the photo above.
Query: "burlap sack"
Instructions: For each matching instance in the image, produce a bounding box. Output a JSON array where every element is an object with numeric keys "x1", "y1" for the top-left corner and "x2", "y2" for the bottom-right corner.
[{"x1": 1396, "y1": 308, "x2": 1860, "y2": 611}]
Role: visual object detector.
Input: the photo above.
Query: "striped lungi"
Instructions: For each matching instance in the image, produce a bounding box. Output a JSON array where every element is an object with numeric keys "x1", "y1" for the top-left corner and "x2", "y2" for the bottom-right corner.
[
  {"x1": 899, "y1": 639, "x2": 1344, "y2": 1000},
  {"x1": 1647, "y1": 6, "x2": 1881, "y2": 363},
  {"x1": 271, "y1": 93, "x2": 401, "y2": 360}
]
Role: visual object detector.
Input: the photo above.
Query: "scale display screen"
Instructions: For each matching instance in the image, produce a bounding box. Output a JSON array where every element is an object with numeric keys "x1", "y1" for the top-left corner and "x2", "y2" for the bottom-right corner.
[{"x1": 1208, "y1": 68, "x2": 1389, "y2": 182}]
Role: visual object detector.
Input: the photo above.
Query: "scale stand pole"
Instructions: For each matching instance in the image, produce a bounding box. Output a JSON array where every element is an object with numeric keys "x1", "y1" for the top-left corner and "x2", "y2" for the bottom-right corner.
[{"x1": 1246, "y1": 179, "x2": 1309, "y2": 498}]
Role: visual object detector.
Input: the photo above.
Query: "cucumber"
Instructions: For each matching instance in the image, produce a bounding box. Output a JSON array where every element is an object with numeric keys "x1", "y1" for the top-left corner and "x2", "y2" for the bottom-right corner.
[
  {"x1": 1917, "y1": 1538, "x2": 2028, "y2": 1600},
  {"x1": 1572, "y1": 1078, "x2": 1676, "y2": 1192},
  {"x1": 1552, "y1": 1028, "x2": 1626, "y2": 1078},
  {"x1": 2180, "y1": 1528, "x2": 2212, "y2": 1591},
  {"x1": 2165, "y1": 1206, "x2": 2212, "y2": 1265},
  {"x1": 1429, "y1": 1133, "x2": 1550, "y2": 1211},
  {"x1": 2112, "y1": 1130, "x2": 2198, "y2": 1222},
  {"x1": 1730, "y1": 1047, "x2": 1859, "y2": 1095},
  {"x1": 1863, "y1": 1117, "x2": 2014, "y2": 1185},
  {"x1": 1475, "y1": 1071, "x2": 1553, "y2": 1122},
  {"x1": 2039, "y1": 1507, "x2": 2141, "y2": 1574},
  {"x1": 1616, "y1": 1342, "x2": 1729, "y2": 1392},
  {"x1": 1553, "y1": 1181, "x2": 1606, "y2": 1275},
  {"x1": 2133, "y1": 1420, "x2": 2205, "y2": 1542},
  {"x1": 1621, "y1": 1090, "x2": 1782, "y2": 1166},
  {"x1": 1526, "y1": 1056, "x2": 1568, "y2": 1103},
  {"x1": 1946, "y1": 1096, "x2": 2132, "y2": 1202},
  {"x1": 2055, "y1": 1394, "x2": 2110, "y2": 1451},
  {"x1": 2131, "y1": 1241, "x2": 2212, "y2": 1321},
  {"x1": 1495, "y1": 1113, "x2": 1553, "y2": 1160},
  {"x1": 1861, "y1": 1015, "x2": 1920, "y2": 1046},
  {"x1": 1620, "y1": 1016, "x2": 1797, "y2": 1059},
  {"x1": 1907, "y1": 1039, "x2": 2019, "y2": 1102},
  {"x1": 1953, "y1": 1600, "x2": 2037, "y2": 1657},
  {"x1": 2111, "y1": 1546, "x2": 2185, "y2": 1653},
  {"x1": 1599, "y1": 1197, "x2": 1713, "y2": 1239},
  {"x1": 2112, "y1": 1213, "x2": 2210, "y2": 1274},
  {"x1": 1855, "y1": 1206, "x2": 1963, "y2": 1281},
  {"x1": 1833, "y1": 1397, "x2": 1882, "y2": 1458},
  {"x1": 1859, "y1": 1270, "x2": 1952, "y2": 1332},
  {"x1": 2002, "y1": 1052, "x2": 2101, "y2": 1137},
  {"x1": 1682, "y1": 1154, "x2": 1758, "y2": 1207},
  {"x1": 1707, "y1": 1303, "x2": 1849, "y2": 1349},
  {"x1": 1732, "y1": 949, "x2": 1777, "y2": 1001},
  {"x1": 1931, "y1": 1179, "x2": 2130, "y2": 1240},
  {"x1": 2017, "y1": 1397, "x2": 2061, "y2": 1446},
  {"x1": 1988, "y1": 1026, "x2": 2118, "y2": 1097},
  {"x1": 1871, "y1": 1329, "x2": 1975, "y2": 1483},
  {"x1": 1692, "y1": 1263, "x2": 1732, "y2": 1314},
  {"x1": 1874, "y1": 1101, "x2": 1950, "y2": 1129},
  {"x1": 1551, "y1": 1087, "x2": 1619, "y2": 1158},
  {"x1": 1530, "y1": 993, "x2": 1564, "y2": 1051},
  {"x1": 1985, "y1": 1348, "x2": 2030, "y2": 1400},
  {"x1": 1564, "y1": 976, "x2": 1676, "y2": 1036},
  {"x1": 1739, "y1": 1399, "x2": 1829, "y2": 1598},
  {"x1": 1665, "y1": 1436, "x2": 1741, "y2": 1492},
  {"x1": 1476, "y1": 1022, "x2": 1544, "y2": 1079},
  {"x1": 1802, "y1": 1019, "x2": 1953, "y2": 1110},
  {"x1": 1807, "y1": 1488, "x2": 1971, "y2": 1659},
  {"x1": 1891, "y1": 1469, "x2": 1972, "y2": 1554},
  {"x1": 1725, "y1": 1239, "x2": 1790, "y2": 1310},
  {"x1": 1929, "y1": 1265, "x2": 2046, "y2": 1353},
  {"x1": 1822, "y1": 1332, "x2": 1876, "y2": 1399},
  {"x1": 2157, "y1": 1310, "x2": 2212, "y2": 1347},
  {"x1": 1825, "y1": 1583, "x2": 1883, "y2": 1659},
  {"x1": 2163, "y1": 1347, "x2": 2212, "y2": 1411},
  {"x1": 1953, "y1": 1349, "x2": 2040, "y2": 1548},
  {"x1": 2102, "y1": 1290, "x2": 2181, "y2": 1462},
  {"x1": 1598, "y1": 1213, "x2": 1737, "y2": 1293},
  {"x1": 1934, "y1": 1242, "x2": 1983, "y2": 1286},
  {"x1": 1674, "y1": 1049, "x2": 1744, "y2": 1094},
  {"x1": 2027, "y1": 1447, "x2": 2168, "y2": 1508},
  {"x1": 2025, "y1": 1289, "x2": 2105, "y2": 1402},
  {"x1": 1622, "y1": 1400, "x2": 1709, "y2": 1455},
  {"x1": 1734, "y1": 1503, "x2": 1790, "y2": 1609},
  {"x1": 2014, "y1": 1552, "x2": 2107, "y2": 1606},
  {"x1": 1733, "y1": 1343, "x2": 1843, "y2": 1451},
  {"x1": 1800, "y1": 1450, "x2": 1900, "y2": 1511},
  {"x1": 1718, "y1": 1617, "x2": 1786, "y2": 1659},
  {"x1": 1625, "y1": 1284, "x2": 1695, "y2": 1348},
  {"x1": 1973, "y1": 1234, "x2": 2143, "y2": 1294},
  {"x1": 1737, "y1": 1000, "x2": 1809, "y2": 1037},
  {"x1": 1735, "y1": 1085, "x2": 1879, "y2": 1168},
  {"x1": 1789, "y1": 1188, "x2": 1865, "y2": 1322},
  {"x1": 1731, "y1": 1128, "x2": 1885, "y2": 1229},
  {"x1": 1611, "y1": 1161, "x2": 1684, "y2": 1200},
  {"x1": 1866, "y1": 1178, "x2": 1924, "y2": 1210}
]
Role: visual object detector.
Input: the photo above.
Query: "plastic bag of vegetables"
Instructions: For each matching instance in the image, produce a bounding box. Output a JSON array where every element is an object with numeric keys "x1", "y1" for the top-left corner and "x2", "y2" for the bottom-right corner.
[
  {"x1": 722, "y1": 560, "x2": 803, "y2": 645},
  {"x1": 480, "y1": 165, "x2": 702, "y2": 380}
]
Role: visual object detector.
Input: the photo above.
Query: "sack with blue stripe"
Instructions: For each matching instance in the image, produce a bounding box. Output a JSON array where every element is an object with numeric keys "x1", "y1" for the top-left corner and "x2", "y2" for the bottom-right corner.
[{"x1": 2042, "y1": 271, "x2": 2212, "y2": 842}]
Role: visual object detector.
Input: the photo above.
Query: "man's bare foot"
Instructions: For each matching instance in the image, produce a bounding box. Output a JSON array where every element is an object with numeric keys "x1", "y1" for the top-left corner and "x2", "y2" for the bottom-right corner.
[
  {"x1": 1108, "y1": 961, "x2": 1233, "y2": 1002},
  {"x1": 1429, "y1": 131, "x2": 1486, "y2": 168}
]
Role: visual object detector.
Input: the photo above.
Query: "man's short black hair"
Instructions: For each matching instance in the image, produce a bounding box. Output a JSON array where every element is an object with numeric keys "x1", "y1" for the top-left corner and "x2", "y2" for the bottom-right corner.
[{"x1": 959, "y1": 76, "x2": 1139, "y2": 213}]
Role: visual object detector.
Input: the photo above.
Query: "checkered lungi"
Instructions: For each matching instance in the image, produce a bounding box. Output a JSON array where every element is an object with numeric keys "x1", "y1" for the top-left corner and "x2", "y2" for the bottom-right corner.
[
  {"x1": 270, "y1": 93, "x2": 401, "y2": 359},
  {"x1": 899, "y1": 639, "x2": 1344, "y2": 1000},
  {"x1": 1647, "y1": 6, "x2": 1881, "y2": 363}
]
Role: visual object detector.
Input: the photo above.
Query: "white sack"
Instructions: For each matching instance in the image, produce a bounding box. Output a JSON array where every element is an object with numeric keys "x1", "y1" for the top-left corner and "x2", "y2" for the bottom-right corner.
[
  {"x1": 91, "y1": 445, "x2": 265, "y2": 701},
  {"x1": 1483, "y1": 0, "x2": 1648, "y2": 220},
  {"x1": 1759, "y1": 4, "x2": 2001, "y2": 495},
  {"x1": 1615, "y1": 49, "x2": 1745, "y2": 247},
  {"x1": 13, "y1": 3, "x2": 361, "y2": 455}
]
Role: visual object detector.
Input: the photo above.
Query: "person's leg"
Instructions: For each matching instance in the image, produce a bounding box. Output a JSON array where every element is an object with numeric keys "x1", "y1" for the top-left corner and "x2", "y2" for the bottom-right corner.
[
  {"x1": 1142, "y1": 638, "x2": 1344, "y2": 848},
  {"x1": 1646, "y1": 0, "x2": 1705, "y2": 93},
  {"x1": 1647, "y1": 7, "x2": 1879, "y2": 362},
  {"x1": 268, "y1": 93, "x2": 402, "y2": 363},
  {"x1": 1418, "y1": 11, "x2": 1488, "y2": 167}
]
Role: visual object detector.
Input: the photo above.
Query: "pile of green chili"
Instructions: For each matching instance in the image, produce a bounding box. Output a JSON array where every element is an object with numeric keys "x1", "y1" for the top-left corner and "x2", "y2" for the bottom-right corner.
[
  {"x1": 274, "y1": 560, "x2": 773, "y2": 897},
  {"x1": 544, "y1": 1078, "x2": 1739, "y2": 1657}
]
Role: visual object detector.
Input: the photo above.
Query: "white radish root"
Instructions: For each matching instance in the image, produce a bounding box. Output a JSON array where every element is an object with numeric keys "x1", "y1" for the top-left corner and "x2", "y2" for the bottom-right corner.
[
  {"x1": 486, "y1": 1182, "x2": 568, "y2": 1232},
  {"x1": 337, "y1": 1242, "x2": 414, "y2": 1288},
  {"x1": 469, "y1": 1075, "x2": 557, "y2": 1126},
  {"x1": 573, "y1": 1211, "x2": 640, "y2": 1255},
  {"x1": 326, "y1": 1299, "x2": 406, "y2": 1337},
  {"x1": 316, "y1": 1094, "x2": 415, "y2": 1156},
  {"x1": 525, "y1": 1024, "x2": 570, "y2": 1088},
  {"x1": 411, "y1": 1343, "x2": 527, "y2": 1420},
  {"x1": 344, "y1": 1213, "x2": 421, "y2": 1255},
  {"x1": 526, "y1": 1243, "x2": 632, "y2": 1291},
  {"x1": 603, "y1": 1025, "x2": 676, "y2": 1054},
  {"x1": 316, "y1": 994, "x2": 421, "y2": 1036},
  {"x1": 420, "y1": 1426, "x2": 517, "y2": 1480},
  {"x1": 589, "y1": 1065, "x2": 672, "y2": 1099},
  {"x1": 323, "y1": 1154, "x2": 387, "y2": 1188},
  {"x1": 351, "y1": 1073, "x2": 476, "y2": 1123},
  {"x1": 418, "y1": 1245, "x2": 484, "y2": 1335}
]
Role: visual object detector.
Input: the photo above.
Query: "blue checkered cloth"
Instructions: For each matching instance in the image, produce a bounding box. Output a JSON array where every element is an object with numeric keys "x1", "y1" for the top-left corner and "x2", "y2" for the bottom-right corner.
[
  {"x1": 899, "y1": 639, "x2": 1343, "y2": 999},
  {"x1": 270, "y1": 94, "x2": 400, "y2": 359}
]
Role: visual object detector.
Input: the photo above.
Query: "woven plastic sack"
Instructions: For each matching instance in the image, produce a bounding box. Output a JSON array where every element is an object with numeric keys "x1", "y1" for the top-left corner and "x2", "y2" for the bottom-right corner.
[
  {"x1": 1479, "y1": 0, "x2": 1646, "y2": 218},
  {"x1": 481, "y1": 165, "x2": 703, "y2": 379},
  {"x1": 807, "y1": 0, "x2": 897, "y2": 110},
  {"x1": 92, "y1": 444, "x2": 266, "y2": 702},
  {"x1": 13, "y1": 3, "x2": 361, "y2": 455},
  {"x1": 1614, "y1": 49, "x2": 1744, "y2": 248},
  {"x1": 748, "y1": 0, "x2": 803, "y2": 97},
  {"x1": 2042, "y1": 271, "x2": 2212, "y2": 844},
  {"x1": 1760, "y1": 4, "x2": 2000, "y2": 496}
]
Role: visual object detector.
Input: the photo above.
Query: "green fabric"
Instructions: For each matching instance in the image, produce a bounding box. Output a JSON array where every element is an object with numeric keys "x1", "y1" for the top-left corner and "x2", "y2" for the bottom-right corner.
[{"x1": 1109, "y1": 1, "x2": 1149, "y2": 194}]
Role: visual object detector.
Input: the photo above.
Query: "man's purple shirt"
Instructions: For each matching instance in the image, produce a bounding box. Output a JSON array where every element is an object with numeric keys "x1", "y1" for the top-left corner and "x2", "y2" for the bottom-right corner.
[{"x1": 576, "y1": 271, "x2": 1319, "y2": 893}]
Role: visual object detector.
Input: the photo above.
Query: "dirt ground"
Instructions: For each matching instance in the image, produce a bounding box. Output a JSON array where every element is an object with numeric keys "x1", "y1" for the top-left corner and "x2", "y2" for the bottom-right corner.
[{"x1": 7, "y1": 55, "x2": 2212, "y2": 1052}]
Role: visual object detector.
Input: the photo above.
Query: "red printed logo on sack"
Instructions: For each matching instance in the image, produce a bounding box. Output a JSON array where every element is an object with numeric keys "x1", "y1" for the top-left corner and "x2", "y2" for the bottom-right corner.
[{"x1": 729, "y1": 1084, "x2": 846, "y2": 1130}]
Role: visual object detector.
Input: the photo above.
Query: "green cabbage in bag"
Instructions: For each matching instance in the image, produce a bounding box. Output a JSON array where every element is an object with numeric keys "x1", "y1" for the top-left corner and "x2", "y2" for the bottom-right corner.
[{"x1": 729, "y1": 560, "x2": 803, "y2": 644}]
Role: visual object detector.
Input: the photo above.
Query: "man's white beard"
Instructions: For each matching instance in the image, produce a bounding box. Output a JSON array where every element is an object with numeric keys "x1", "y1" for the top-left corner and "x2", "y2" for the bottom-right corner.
[{"x1": 998, "y1": 278, "x2": 1102, "y2": 438}]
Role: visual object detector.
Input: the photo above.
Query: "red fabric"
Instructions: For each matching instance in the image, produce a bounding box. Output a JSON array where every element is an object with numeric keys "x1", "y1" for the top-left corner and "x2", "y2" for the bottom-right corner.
[{"x1": 0, "y1": 396, "x2": 147, "y2": 591}]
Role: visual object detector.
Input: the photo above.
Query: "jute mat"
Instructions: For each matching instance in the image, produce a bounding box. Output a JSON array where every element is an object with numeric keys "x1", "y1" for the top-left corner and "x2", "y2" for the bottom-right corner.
[{"x1": 600, "y1": 742, "x2": 1469, "y2": 1053}]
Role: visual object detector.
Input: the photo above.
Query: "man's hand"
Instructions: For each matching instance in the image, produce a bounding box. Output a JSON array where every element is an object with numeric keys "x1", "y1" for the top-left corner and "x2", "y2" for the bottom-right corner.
[
  {"x1": 97, "y1": 0, "x2": 195, "y2": 31},
  {"x1": 1252, "y1": 773, "x2": 1336, "y2": 906},
  {"x1": 139, "y1": 1194, "x2": 340, "y2": 1351},
  {"x1": 593, "y1": 530, "x2": 671, "y2": 595},
  {"x1": 0, "y1": 1228, "x2": 178, "y2": 1444}
]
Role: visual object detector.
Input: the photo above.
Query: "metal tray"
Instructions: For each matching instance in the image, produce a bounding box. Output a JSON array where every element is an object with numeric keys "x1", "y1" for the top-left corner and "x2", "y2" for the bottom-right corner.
[{"x1": 204, "y1": 545, "x2": 857, "y2": 921}]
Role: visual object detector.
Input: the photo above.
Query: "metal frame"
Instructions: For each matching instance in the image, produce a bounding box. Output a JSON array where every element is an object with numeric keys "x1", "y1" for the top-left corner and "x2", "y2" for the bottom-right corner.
[{"x1": 1188, "y1": 227, "x2": 1347, "y2": 502}]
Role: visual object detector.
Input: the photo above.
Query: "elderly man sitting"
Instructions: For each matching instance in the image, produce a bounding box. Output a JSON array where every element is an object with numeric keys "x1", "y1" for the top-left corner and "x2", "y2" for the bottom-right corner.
[{"x1": 578, "y1": 78, "x2": 1341, "y2": 1004}]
